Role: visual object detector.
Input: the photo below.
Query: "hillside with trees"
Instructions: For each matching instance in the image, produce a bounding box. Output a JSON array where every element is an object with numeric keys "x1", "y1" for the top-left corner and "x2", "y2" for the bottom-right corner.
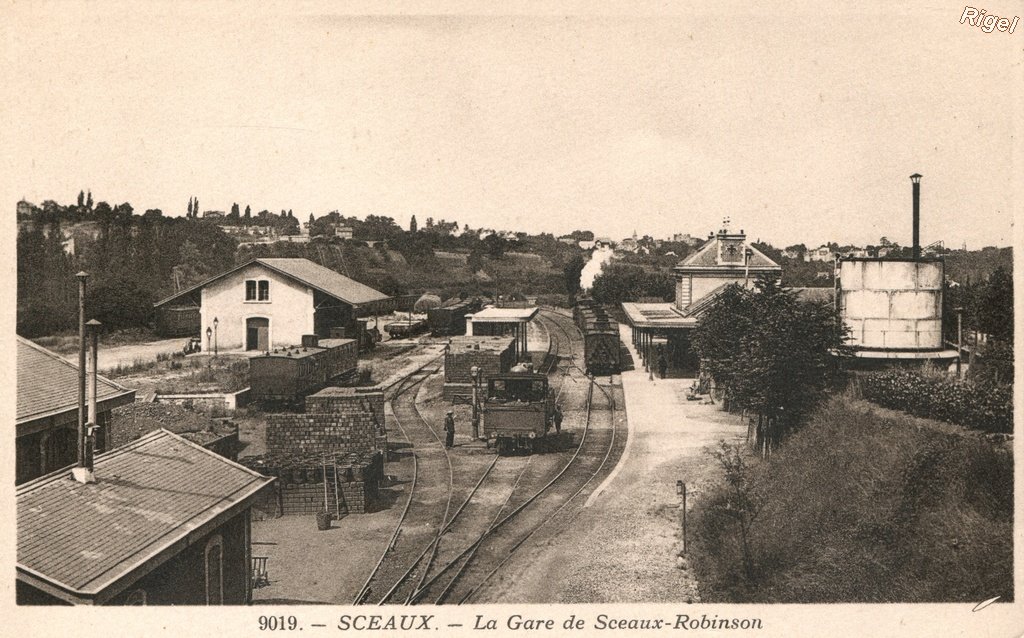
[{"x1": 16, "y1": 195, "x2": 587, "y2": 337}]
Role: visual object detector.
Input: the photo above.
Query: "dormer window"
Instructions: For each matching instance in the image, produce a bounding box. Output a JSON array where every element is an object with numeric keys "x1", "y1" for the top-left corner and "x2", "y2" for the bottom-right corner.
[{"x1": 246, "y1": 279, "x2": 270, "y2": 301}]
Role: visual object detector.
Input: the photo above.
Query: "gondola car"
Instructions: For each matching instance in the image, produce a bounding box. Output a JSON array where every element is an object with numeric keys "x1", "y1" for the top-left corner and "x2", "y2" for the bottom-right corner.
[
  {"x1": 249, "y1": 336, "x2": 359, "y2": 404},
  {"x1": 427, "y1": 297, "x2": 482, "y2": 336},
  {"x1": 384, "y1": 319, "x2": 428, "y2": 339},
  {"x1": 480, "y1": 370, "x2": 555, "y2": 453}
]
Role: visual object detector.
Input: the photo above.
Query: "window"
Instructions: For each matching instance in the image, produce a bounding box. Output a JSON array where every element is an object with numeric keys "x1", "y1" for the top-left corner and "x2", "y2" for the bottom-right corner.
[
  {"x1": 205, "y1": 535, "x2": 224, "y2": 605},
  {"x1": 245, "y1": 279, "x2": 270, "y2": 301}
]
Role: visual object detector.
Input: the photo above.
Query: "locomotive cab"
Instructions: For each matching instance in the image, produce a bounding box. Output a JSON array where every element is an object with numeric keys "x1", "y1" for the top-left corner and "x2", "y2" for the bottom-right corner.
[{"x1": 481, "y1": 372, "x2": 553, "y2": 453}]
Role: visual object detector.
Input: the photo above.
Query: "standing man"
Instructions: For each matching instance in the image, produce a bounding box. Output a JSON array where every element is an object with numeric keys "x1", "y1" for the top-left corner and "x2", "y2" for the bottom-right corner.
[
  {"x1": 444, "y1": 410, "x2": 456, "y2": 448},
  {"x1": 658, "y1": 351, "x2": 668, "y2": 380},
  {"x1": 552, "y1": 405, "x2": 563, "y2": 434}
]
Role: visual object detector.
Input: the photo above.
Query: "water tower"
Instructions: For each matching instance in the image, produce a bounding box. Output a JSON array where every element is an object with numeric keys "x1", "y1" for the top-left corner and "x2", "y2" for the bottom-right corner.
[{"x1": 837, "y1": 174, "x2": 958, "y2": 368}]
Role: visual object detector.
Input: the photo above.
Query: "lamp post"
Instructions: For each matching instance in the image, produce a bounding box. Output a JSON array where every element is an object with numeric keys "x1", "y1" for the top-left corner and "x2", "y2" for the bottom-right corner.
[
  {"x1": 470, "y1": 365, "x2": 481, "y2": 440},
  {"x1": 213, "y1": 317, "x2": 219, "y2": 357},
  {"x1": 206, "y1": 326, "x2": 213, "y2": 359}
]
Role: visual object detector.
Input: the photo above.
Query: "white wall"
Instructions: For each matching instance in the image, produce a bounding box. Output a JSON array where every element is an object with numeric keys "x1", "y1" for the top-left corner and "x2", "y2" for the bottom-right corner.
[
  {"x1": 199, "y1": 264, "x2": 315, "y2": 350},
  {"x1": 839, "y1": 260, "x2": 943, "y2": 349}
]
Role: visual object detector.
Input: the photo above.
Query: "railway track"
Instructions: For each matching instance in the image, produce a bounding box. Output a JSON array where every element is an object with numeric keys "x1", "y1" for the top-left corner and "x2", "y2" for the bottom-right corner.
[
  {"x1": 355, "y1": 309, "x2": 621, "y2": 606},
  {"x1": 352, "y1": 365, "x2": 450, "y2": 604},
  {"x1": 404, "y1": 310, "x2": 621, "y2": 604}
]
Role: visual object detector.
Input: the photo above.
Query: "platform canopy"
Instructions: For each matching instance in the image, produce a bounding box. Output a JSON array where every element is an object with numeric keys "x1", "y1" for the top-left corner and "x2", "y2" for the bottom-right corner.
[
  {"x1": 466, "y1": 306, "x2": 538, "y2": 360},
  {"x1": 620, "y1": 302, "x2": 697, "y2": 330},
  {"x1": 467, "y1": 307, "x2": 539, "y2": 322}
]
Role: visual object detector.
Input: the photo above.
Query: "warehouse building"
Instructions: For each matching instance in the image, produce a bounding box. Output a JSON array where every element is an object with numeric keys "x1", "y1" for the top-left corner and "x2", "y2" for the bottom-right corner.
[{"x1": 153, "y1": 258, "x2": 391, "y2": 352}]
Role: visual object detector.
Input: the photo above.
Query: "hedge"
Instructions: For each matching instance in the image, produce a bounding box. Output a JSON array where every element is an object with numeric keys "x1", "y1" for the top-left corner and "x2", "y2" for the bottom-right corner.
[{"x1": 860, "y1": 369, "x2": 1012, "y2": 433}]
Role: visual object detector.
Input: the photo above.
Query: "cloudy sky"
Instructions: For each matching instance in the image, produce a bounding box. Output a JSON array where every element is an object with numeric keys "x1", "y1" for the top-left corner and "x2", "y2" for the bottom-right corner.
[{"x1": 3, "y1": 1, "x2": 1020, "y2": 248}]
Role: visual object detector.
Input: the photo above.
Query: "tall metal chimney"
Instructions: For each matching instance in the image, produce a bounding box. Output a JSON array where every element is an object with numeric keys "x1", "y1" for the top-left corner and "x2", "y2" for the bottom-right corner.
[
  {"x1": 910, "y1": 173, "x2": 922, "y2": 259},
  {"x1": 87, "y1": 319, "x2": 102, "y2": 462},
  {"x1": 72, "y1": 272, "x2": 95, "y2": 484}
]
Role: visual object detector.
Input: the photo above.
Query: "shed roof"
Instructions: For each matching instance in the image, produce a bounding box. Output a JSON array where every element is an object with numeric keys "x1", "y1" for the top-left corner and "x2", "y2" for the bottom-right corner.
[
  {"x1": 154, "y1": 258, "x2": 389, "y2": 308},
  {"x1": 17, "y1": 337, "x2": 135, "y2": 429},
  {"x1": 17, "y1": 429, "x2": 274, "y2": 603},
  {"x1": 469, "y1": 307, "x2": 540, "y2": 322}
]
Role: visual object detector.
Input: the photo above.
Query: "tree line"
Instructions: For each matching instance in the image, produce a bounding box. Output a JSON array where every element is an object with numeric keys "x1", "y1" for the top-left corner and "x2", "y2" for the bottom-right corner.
[{"x1": 16, "y1": 196, "x2": 590, "y2": 336}]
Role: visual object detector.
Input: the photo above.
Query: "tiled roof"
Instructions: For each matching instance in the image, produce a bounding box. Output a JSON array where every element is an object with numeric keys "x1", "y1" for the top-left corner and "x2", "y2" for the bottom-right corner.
[
  {"x1": 154, "y1": 257, "x2": 389, "y2": 308},
  {"x1": 17, "y1": 337, "x2": 135, "y2": 426},
  {"x1": 679, "y1": 282, "x2": 734, "y2": 317},
  {"x1": 17, "y1": 429, "x2": 273, "y2": 601},
  {"x1": 257, "y1": 258, "x2": 389, "y2": 305},
  {"x1": 677, "y1": 236, "x2": 781, "y2": 270}
]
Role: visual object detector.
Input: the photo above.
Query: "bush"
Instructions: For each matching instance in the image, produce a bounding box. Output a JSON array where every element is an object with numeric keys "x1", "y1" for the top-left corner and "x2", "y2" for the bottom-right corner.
[
  {"x1": 690, "y1": 396, "x2": 1013, "y2": 603},
  {"x1": 860, "y1": 369, "x2": 1012, "y2": 433}
]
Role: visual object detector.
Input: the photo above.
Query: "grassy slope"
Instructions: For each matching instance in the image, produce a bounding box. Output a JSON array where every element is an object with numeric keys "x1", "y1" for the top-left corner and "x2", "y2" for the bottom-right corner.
[{"x1": 691, "y1": 395, "x2": 1013, "y2": 603}]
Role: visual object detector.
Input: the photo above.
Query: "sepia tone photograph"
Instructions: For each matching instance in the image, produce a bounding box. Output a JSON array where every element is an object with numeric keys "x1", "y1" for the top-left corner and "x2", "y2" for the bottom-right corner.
[{"x1": 3, "y1": 1, "x2": 1020, "y2": 636}]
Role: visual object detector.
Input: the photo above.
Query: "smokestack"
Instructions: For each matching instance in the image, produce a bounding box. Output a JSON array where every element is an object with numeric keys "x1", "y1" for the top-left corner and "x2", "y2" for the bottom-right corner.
[
  {"x1": 87, "y1": 319, "x2": 102, "y2": 462},
  {"x1": 72, "y1": 273, "x2": 95, "y2": 484},
  {"x1": 910, "y1": 173, "x2": 922, "y2": 259}
]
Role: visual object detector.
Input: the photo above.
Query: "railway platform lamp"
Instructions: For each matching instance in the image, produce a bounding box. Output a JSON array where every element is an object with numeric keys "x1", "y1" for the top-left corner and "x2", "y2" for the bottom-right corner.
[
  {"x1": 206, "y1": 326, "x2": 213, "y2": 361},
  {"x1": 213, "y1": 316, "x2": 219, "y2": 357},
  {"x1": 471, "y1": 365, "x2": 481, "y2": 440}
]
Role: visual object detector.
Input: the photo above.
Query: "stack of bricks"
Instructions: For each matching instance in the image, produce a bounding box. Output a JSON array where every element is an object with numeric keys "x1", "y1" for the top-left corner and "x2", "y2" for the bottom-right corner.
[
  {"x1": 242, "y1": 451, "x2": 383, "y2": 519},
  {"x1": 267, "y1": 386, "x2": 387, "y2": 458},
  {"x1": 443, "y1": 336, "x2": 516, "y2": 401}
]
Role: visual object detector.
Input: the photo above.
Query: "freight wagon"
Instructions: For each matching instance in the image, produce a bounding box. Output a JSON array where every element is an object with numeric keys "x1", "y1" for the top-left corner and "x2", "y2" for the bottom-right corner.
[
  {"x1": 573, "y1": 299, "x2": 623, "y2": 375},
  {"x1": 249, "y1": 336, "x2": 359, "y2": 404},
  {"x1": 428, "y1": 298, "x2": 483, "y2": 336},
  {"x1": 384, "y1": 319, "x2": 428, "y2": 339}
]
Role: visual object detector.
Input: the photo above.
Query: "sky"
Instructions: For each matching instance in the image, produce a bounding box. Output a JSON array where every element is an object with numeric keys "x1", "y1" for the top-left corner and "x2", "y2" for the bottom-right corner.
[{"x1": 3, "y1": 2, "x2": 1021, "y2": 249}]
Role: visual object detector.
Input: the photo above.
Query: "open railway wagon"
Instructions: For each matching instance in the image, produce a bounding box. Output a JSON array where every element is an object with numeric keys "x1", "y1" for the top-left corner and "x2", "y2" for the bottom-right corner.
[
  {"x1": 480, "y1": 370, "x2": 565, "y2": 453},
  {"x1": 384, "y1": 318, "x2": 428, "y2": 339},
  {"x1": 574, "y1": 301, "x2": 623, "y2": 375},
  {"x1": 427, "y1": 297, "x2": 483, "y2": 336},
  {"x1": 249, "y1": 336, "x2": 359, "y2": 405}
]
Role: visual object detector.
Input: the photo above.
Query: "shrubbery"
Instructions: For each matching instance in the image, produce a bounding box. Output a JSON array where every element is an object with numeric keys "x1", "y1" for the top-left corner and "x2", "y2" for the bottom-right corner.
[
  {"x1": 690, "y1": 396, "x2": 1013, "y2": 603},
  {"x1": 860, "y1": 368, "x2": 1012, "y2": 433}
]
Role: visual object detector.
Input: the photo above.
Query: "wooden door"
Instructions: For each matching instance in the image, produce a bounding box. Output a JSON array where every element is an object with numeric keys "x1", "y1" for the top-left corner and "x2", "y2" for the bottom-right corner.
[{"x1": 246, "y1": 317, "x2": 269, "y2": 351}]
